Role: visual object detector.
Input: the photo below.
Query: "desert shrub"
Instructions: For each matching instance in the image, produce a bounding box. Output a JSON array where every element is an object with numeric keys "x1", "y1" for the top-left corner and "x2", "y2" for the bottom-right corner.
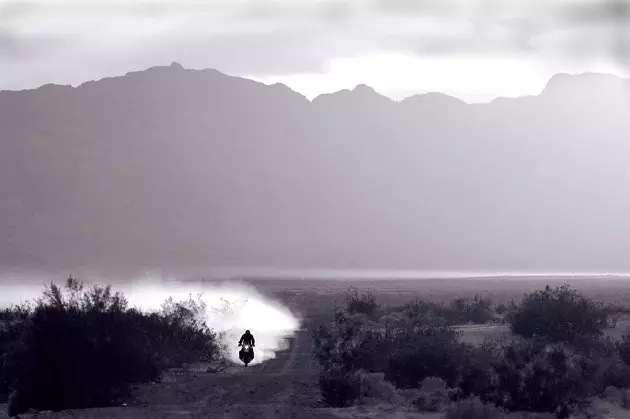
[
  {"x1": 420, "y1": 376, "x2": 448, "y2": 393},
  {"x1": 384, "y1": 323, "x2": 465, "y2": 388},
  {"x1": 312, "y1": 285, "x2": 626, "y2": 417},
  {"x1": 444, "y1": 397, "x2": 505, "y2": 419},
  {"x1": 313, "y1": 295, "x2": 482, "y2": 395},
  {"x1": 395, "y1": 299, "x2": 447, "y2": 322},
  {"x1": 0, "y1": 303, "x2": 32, "y2": 403},
  {"x1": 603, "y1": 385, "x2": 623, "y2": 404},
  {"x1": 456, "y1": 340, "x2": 499, "y2": 399},
  {"x1": 487, "y1": 339, "x2": 595, "y2": 417},
  {"x1": 440, "y1": 337, "x2": 597, "y2": 416},
  {"x1": 503, "y1": 300, "x2": 520, "y2": 324},
  {"x1": 455, "y1": 334, "x2": 630, "y2": 417},
  {"x1": 602, "y1": 387, "x2": 630, "y2": 409},
  {"x1": 391, "y1": 296, "x2": 494, "y2": 326},
  {"x1": 509, "y1": 284, "x2": 608, "y2": 343},
  {"x1": 6, "y1": 281, "x2": 145, "y2": 411},
  {"x1": 155, "y1": 294, "x2": 217, "y2": 366},
  {"x1": 616, "y1": 327, "x2": 630, "y2": 365},
  {"x1": 560, "y1": 335, "x2": 630, "y2": 394},
  {"x1": 312, "y1": 287, "x2": 628, "y2": 417},
  {"x1": 0, "y1": 303, "x2": 32, "y2": 322},
  {"x1": 3, "y1": 277, "x2": 218, "y2": 414},
  {"x1": 412, "y1": 389, "x2": 446, "y2": 412},
  {"x1": 312, "y1": 296, "x2": 469, "y2": 406},
  {"x1": 356, "y1": 371, "x2": 401, "y2": 405},
  {"x1": 311, "y1": 310, "x2": 367, "y2": 372},
  {"x1": 319, "y1": 364, "x2": 362, "y2": 407},
  {"x1": 344, "y1": 288, "x2": 380, "y2": 318},
  {"x1": 446, "y1": 295, "x2": 495, "y2": 324},
  {"x1": 590, "y1": 355, "x2": 630, "y2": 393},
  {"x1": 350, "y1": 327, "x2": 393, "y2": 373},
  {"x1": 574, "y1": 334, "x2": 618, "y2": 356},
  {"x1": 311, "y1": 322, "x2": 338, "y2": 367},
  {"x1": 311, "y1": 308, "x2": 396, "y2": 374},
  {"x1": 495, "y1": 303, "x2": 508, "y2": 315},
  {"x1": 409, "y1": 377, "x2": 461, "y2": 412}
]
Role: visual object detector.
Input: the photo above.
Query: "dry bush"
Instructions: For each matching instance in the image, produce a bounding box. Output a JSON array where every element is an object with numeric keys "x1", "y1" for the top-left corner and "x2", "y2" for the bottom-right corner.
[
  {"x1": 318, "y1": 364, "x2": 362, "y2": 407},
  {"x1": 356, "y1": 371, "x2": 401, "y2": 405},
  {"x1": 510, "y1": 284, "x2": 608, "y2": 343},
  {"x1": 444, "y1": 397, "x2": 505, "y2": 419},
  {"x1": 410, "y1": 377, "x2": 458, "y2": 412},
  {"x1": 3, "y1": 277, "x2": 218, "y2": 415}
]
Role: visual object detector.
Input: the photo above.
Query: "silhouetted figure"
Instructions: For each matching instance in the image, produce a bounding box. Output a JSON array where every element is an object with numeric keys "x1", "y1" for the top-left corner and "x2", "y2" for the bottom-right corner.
[
  {"x1": 238, "y1": 330, "x2": 255, "y2": 366},
  {"x1": 238, "y1": 329, "x2": 255, "y2": 347}
]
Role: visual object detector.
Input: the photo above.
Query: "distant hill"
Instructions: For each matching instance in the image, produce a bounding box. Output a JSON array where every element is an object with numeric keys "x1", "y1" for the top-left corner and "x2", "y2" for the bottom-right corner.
[{"x1": 1, "y1": 63, "x2": 630, "y2": 273}]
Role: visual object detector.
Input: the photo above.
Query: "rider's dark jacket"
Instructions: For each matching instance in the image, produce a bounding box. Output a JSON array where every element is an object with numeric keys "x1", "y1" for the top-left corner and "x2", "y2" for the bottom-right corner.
[{"x1": 238, "y1": 332, "x2": 255, "y2": 346}]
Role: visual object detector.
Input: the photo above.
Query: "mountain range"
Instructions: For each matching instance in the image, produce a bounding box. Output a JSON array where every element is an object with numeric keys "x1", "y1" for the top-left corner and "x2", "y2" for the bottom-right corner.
[{"x1": 1, "y1": 62, "x2": 630, "y2": 274}]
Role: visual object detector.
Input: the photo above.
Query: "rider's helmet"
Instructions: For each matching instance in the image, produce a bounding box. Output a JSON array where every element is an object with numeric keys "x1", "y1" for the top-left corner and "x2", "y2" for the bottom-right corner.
[{"x1": 245, "y1": 330, "x2": 250, "y2": 334}]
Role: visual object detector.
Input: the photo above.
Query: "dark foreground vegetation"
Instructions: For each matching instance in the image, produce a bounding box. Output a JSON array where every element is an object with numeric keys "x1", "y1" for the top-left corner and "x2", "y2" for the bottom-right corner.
[
  {"x1": 0, "y1": 277, "x2": 218, "y2": 416},
  {"x1": 312, "y1": 285, "x2": 630, "y2": 418}
]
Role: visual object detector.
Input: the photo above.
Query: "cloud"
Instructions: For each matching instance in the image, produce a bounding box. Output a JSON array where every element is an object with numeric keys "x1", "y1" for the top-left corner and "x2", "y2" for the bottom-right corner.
[
  {"x1": 0, "y1": 29, "x2": 17, "y2": 56},
  {"x1": 0, "y1": 29, "x2": 68, "y2": 60},
  {"x1": 556, "y1": 0, "x2": 630, "y2": 67},
  {"x1": 561, "y1": 0, "x2": 630, "y2": 26},
  {"x1": 373, "y1": 17, "x2": 541, "y2": 57},
  {"x1": 0, "y1": 0, "x2": 629, "y2": 93},
  {"x1": 139, "y1": 28, "x2": 337, "y2": 75},
  {"x1": 120, "y1": 276, "x2": 300, "y2": 365}
]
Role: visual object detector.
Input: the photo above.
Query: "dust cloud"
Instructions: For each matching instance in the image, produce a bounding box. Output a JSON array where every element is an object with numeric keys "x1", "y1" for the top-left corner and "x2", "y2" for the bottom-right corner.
[
  {"x1": 121, "y1": 275, "x2": 301, "y2": 365},
  {"x1": 0, "y1": 273, "x2": 301, "y2": 366}
]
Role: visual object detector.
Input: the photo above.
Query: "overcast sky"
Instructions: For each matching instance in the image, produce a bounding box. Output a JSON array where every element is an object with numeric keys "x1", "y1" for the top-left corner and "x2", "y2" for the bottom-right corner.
[{"x1": 1, "y1": 0, "x2": 629, "y2": 102}]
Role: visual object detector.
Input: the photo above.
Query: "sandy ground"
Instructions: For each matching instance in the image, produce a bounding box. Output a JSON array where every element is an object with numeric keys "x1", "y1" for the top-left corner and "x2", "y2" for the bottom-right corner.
[
  {"x1": 0, "y1": 331, "x2": 332, "y2": 419},
  {"x1": 0, "y1": 329, "x2": 473, "y2": 419},
  {"x1": 3, "y1": 326, "x2": 630, "y2": 418},
  {"x1": 1, "y1": 331, "x2": 424, "y2": 419},
  {"x1": 455, "y1": 319, "x2": 630, "y2": 345}
]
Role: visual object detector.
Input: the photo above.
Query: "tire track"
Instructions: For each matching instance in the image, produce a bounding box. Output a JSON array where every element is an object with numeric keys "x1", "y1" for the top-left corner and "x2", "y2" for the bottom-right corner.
[
  {"x1": 2, "y1": 330, "x2": 321, "y2": 419},
  {"x1": 280, "y1": 334, "x2": 301, "y2": 374}
]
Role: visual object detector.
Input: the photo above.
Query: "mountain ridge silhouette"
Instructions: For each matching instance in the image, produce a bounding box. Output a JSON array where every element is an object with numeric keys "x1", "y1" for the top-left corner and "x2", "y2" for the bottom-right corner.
[
  {"x1": 1, "y1": 62, "x2": 629, "y2": 273},
  {"x1": 3, "y1": 62, "x2": 628, "y2": 105}
]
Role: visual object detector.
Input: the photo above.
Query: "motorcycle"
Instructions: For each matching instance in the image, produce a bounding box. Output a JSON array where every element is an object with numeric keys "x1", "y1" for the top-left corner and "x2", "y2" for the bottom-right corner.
[{"x1": 238, "y1": 342, "x2": 255, "y2": 367}]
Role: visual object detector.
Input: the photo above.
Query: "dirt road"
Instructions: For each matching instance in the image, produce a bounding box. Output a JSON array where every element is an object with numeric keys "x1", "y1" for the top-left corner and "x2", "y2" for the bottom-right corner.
[
  {"x1": 130, "y1": 330, "x2": 327, "y2": 418},
  {"x1": 1, "y1": 328, "x2": 534, "y2": 419},
  {"x1": 1, "y1": 330, "x2": 340, "y2": 419}
]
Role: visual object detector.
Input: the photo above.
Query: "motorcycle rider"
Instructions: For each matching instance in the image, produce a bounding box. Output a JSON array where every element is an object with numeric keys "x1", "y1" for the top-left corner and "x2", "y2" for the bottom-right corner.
[{"x1": 238, "y1": 329, "x2": 255, "y2": 347}]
